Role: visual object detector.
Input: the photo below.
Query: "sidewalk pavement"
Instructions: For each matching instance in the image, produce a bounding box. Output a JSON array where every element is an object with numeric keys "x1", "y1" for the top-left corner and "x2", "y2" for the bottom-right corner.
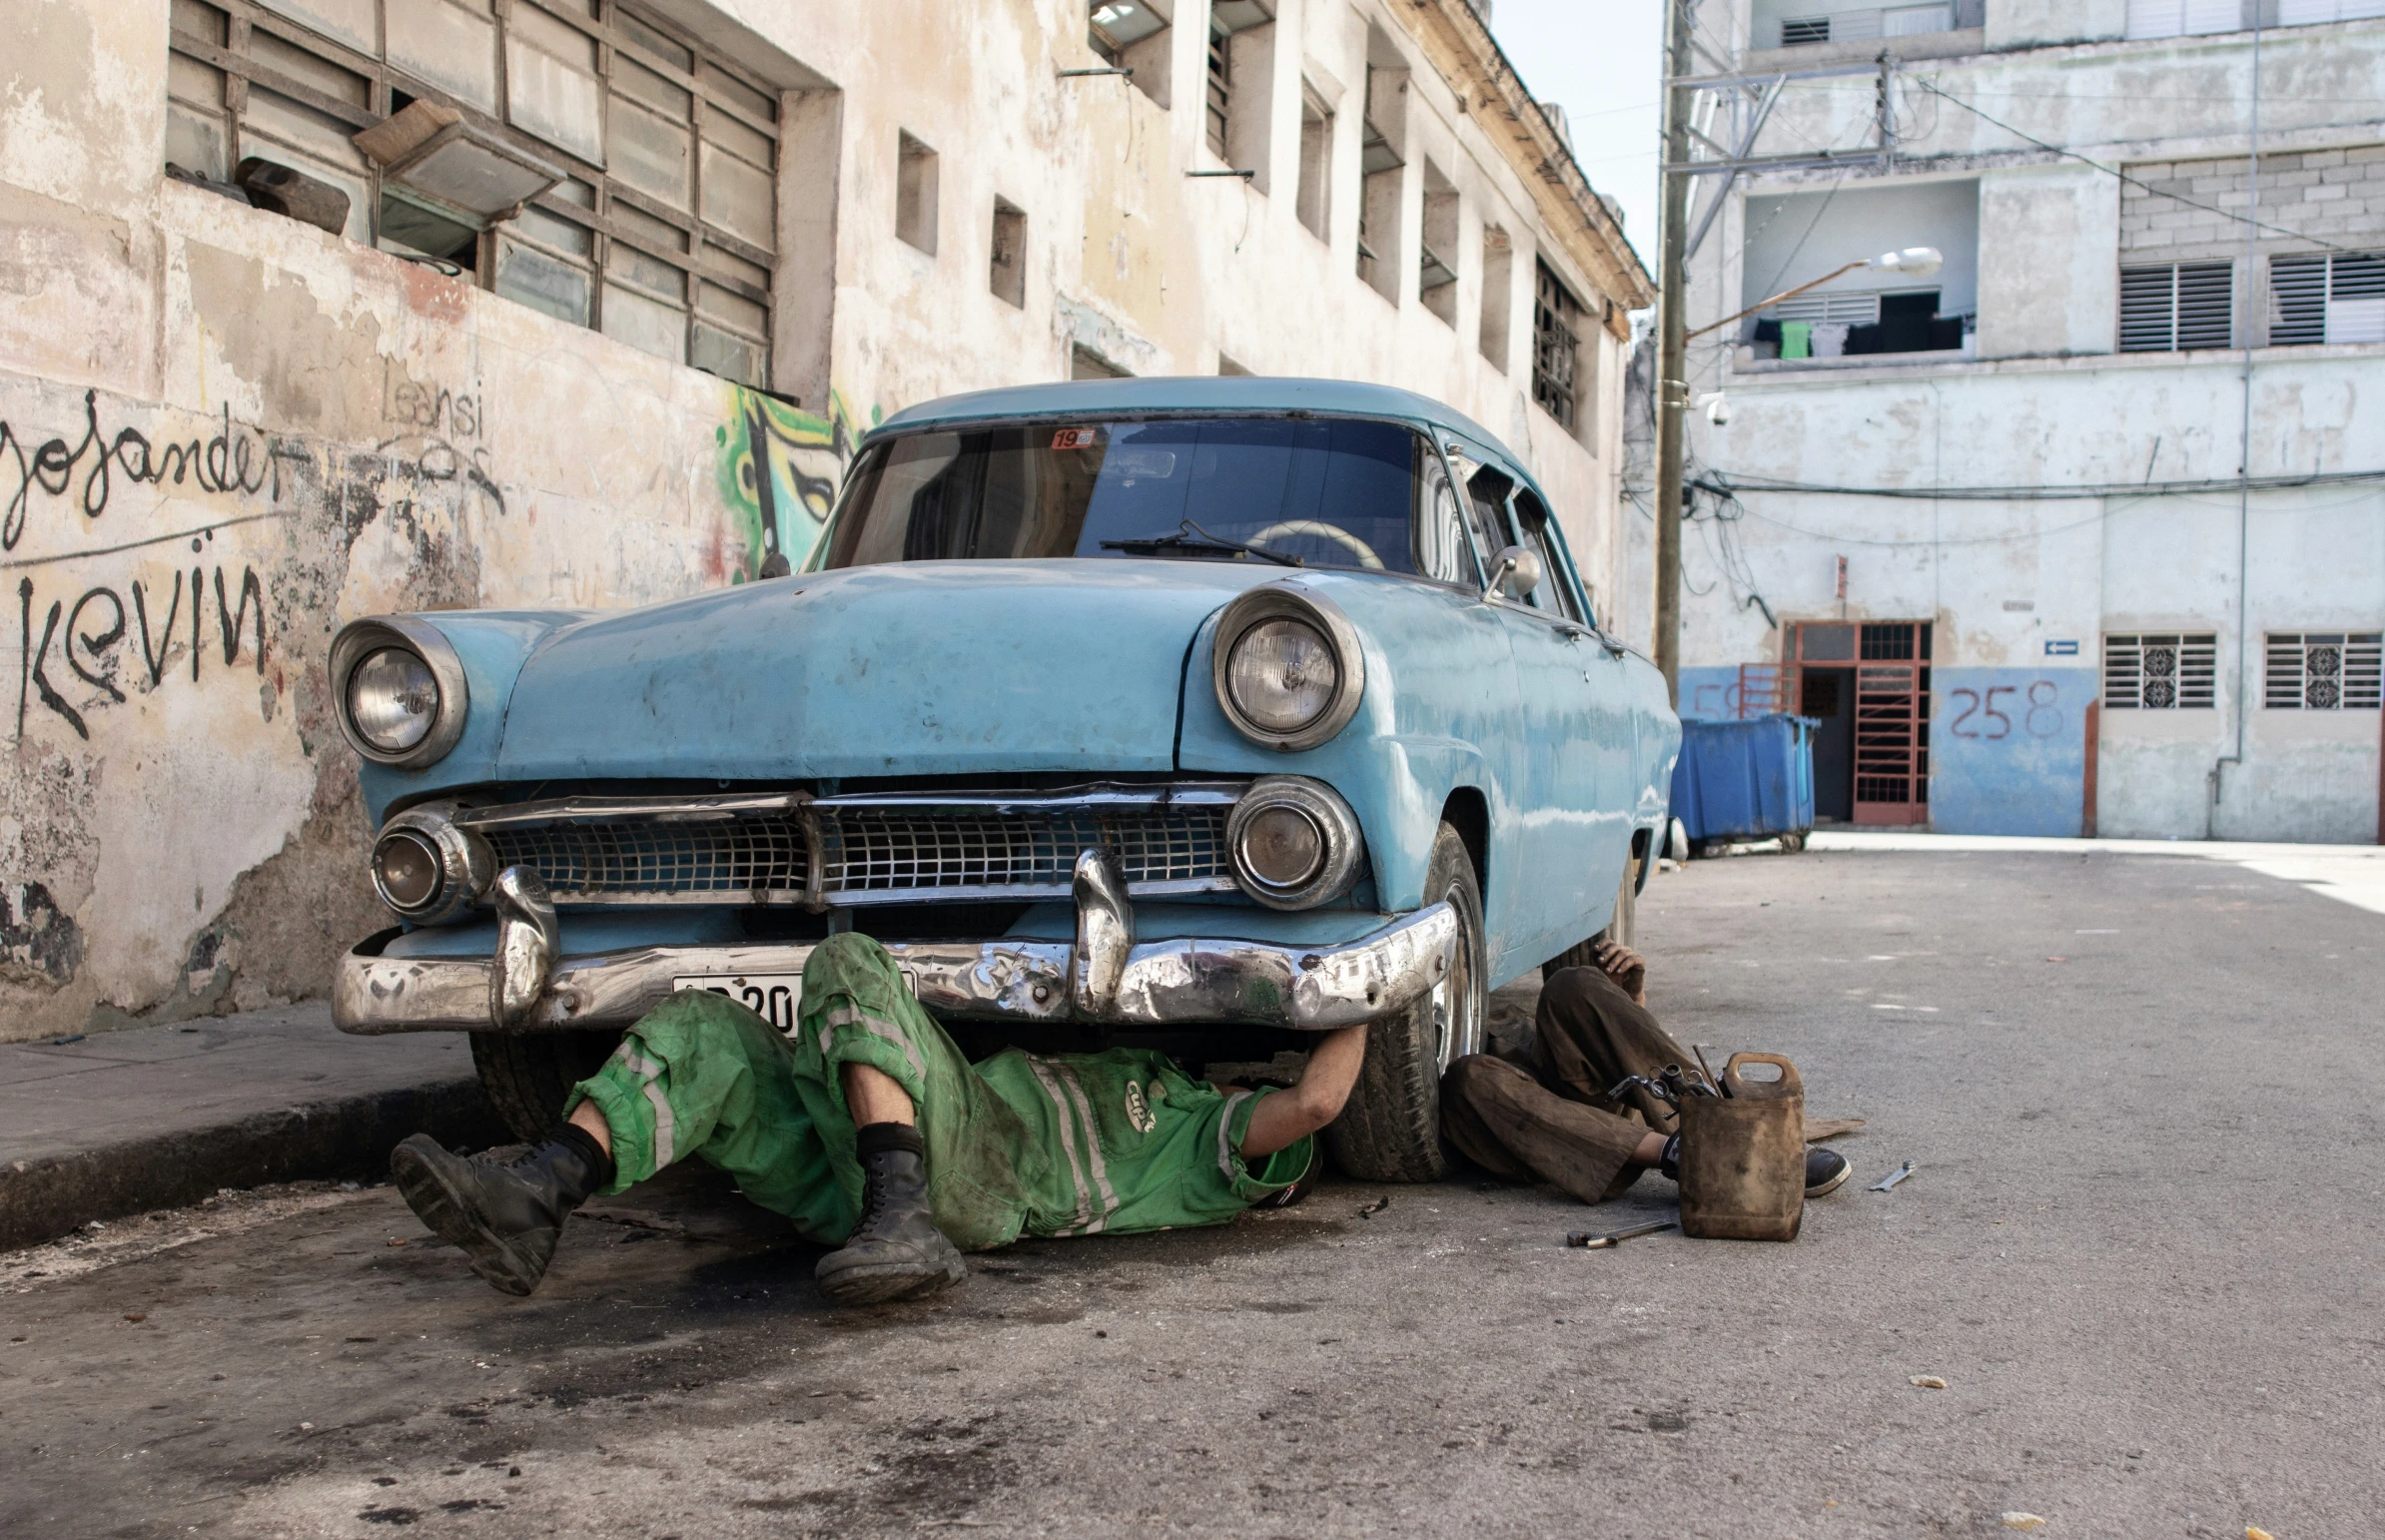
[
  {"x1": 1804, "y1": 828, "x2": 2385, "y2": 916},
  {"x1": 0, "y1": 1003, "x2": 504, "y2": 1250}
]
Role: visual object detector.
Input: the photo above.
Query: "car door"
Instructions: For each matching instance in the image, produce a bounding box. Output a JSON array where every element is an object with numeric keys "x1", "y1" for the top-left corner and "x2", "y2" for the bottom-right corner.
[{"x1": 1485, "y1": 478, "x2": 1636, "y2": 965}]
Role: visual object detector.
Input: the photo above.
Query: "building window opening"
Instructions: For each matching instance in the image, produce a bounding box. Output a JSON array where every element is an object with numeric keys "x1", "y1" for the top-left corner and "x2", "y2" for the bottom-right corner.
[
  {"x1": 2265, "y1": 633, "x2": 2384, "y2": 710},
  {"x1": 2104, "y1": 633, "x2": 2218, "y2": 709},
  {"x1": 1205, "y1": 2, "x2": 1273, "y2": 185},
  {"x1": 1296, "y1": 83, "x2": 1332, "y2": 240},
  {"x1": 2269, "y1": 252, "x2": 2385, "y2": 347},
  {"x1": 2120, "y1": 261, "x2": 2234, "y2": 352},
  {"x1": 990, "y1": 198, "x2": 1026, "y2": 307},
  {"x1": 1479, "y1": 224, "x2": 1512, "y2": 370},
  {"x1": 164, "y1": 0, "x2": 783, "y2": 386},
  {"x1": 896, "y1": 131, "x2": 938, "y2": 255},
  {"x1": 1533, "y1": 260, "x2": 1582, "y2": 430},
  {"x1": 1776, "y1": 4, "x2": 1957, "y2": 46},
  {"x1": 1355, "y1": 50, "x2": 1405, "y2": 302},
  {"x1": 1419, "y1": 161, "x2": 1459, "y2": 326},
  {"x1": 1089, "y1": 0, "x2": 1173, "y2": 109}
]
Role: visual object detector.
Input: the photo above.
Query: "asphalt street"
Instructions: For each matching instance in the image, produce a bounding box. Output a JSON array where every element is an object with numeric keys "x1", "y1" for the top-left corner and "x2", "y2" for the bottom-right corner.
[{"x1": 5, "y1": 841, "x2": 2380, "y2": 1538}]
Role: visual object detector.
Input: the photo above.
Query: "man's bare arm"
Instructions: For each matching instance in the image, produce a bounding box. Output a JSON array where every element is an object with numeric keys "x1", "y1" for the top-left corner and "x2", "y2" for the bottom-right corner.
[{"x1": 1237, "y1": 1022, "x2": 1368, "y2": 1158}]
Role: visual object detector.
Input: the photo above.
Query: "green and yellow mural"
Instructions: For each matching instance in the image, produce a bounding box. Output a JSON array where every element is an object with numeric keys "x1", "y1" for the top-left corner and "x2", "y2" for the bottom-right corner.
[{"x1": 713, "y1": 384, "x2": 882, "y2": 578}]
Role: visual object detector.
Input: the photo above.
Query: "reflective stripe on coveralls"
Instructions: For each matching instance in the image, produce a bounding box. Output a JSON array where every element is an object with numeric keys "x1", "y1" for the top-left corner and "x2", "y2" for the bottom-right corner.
[{"x1": 565, "y1": 932, "x2": 1316, "y2": 1251}]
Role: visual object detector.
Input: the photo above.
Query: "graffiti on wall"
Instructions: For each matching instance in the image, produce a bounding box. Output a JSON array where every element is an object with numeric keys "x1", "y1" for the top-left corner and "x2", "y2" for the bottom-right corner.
[
  {"x1": 3, "y1": 383, "x2": 504, "y2": 747},
  {"x1": 713, "y1": 384, "x2": 878, "y2": 577},
  {"x1": 1931, "y1": 667, "x2": 2100, "y2": 838}
]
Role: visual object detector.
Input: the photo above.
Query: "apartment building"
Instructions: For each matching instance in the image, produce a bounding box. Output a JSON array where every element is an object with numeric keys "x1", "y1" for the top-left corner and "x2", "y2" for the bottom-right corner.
[
  {"x1": 0, "y1": 0, "x2": 1647, "y2": 1039},
  {"x1": 1636, "y1": 0, "x2": 2384, "y2": 840}
]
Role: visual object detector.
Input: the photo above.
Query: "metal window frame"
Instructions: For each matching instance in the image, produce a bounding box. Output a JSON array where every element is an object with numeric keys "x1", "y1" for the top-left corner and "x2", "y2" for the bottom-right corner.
[
  {"x1": 2103, "y1": 632, "x2": 2219, "y2": 710},
  {"x1": 1532, "y1": 259, "x2": 1581, "y2": 431},
  {"x1": 166, "y1": 0, "x2": 779, "y2": 384},
  {"x1": 2263, "y1": 631, "x2": 2385, "y2": 710}
]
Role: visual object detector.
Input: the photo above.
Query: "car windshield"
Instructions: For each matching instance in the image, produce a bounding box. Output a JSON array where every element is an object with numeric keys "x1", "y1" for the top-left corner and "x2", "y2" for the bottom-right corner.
[{"x1": 818, "y1": 416, "x2": 1425, "y2": 574}]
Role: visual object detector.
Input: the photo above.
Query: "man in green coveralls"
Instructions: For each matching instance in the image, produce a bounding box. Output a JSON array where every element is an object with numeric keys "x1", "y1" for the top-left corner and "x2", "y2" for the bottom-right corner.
[{"x1": 390, "y1": 932, "x2": 1350, "y2": 1305}]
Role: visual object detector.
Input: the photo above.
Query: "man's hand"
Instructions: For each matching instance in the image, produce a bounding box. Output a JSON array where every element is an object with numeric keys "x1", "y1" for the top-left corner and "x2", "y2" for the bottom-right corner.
[
  {"x1": 1238, "y1": 1022, "x2": 1368, "y2": 1159},
  {"x1": 1593, "y1": 939, "x2": 1648, "y2": 1006}
]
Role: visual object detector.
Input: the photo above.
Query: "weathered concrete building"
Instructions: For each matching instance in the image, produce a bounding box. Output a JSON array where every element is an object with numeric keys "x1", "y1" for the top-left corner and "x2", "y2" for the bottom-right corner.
[
  {"x1": 0, "y1": 0, "x2": 1647, "y2": 1040},
  {"x1": 1632, "y1": 0, "x2": 2384, "y2": 840}
]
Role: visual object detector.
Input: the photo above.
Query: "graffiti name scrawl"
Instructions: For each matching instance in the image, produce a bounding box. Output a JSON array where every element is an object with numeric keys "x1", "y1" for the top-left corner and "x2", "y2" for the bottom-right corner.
[
  {"x1": 1, "y1": 390, "x2": 273, "y2": 547},
  {"x1": 16, "y1": 562, "x2": 268, "y2": 741}
]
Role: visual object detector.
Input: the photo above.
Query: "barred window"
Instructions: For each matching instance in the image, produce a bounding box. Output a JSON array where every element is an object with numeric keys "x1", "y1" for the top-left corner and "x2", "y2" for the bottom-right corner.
[
  {"x1": 2119, "y1": 261, "x2": 2233, "y2": 352},
  {"x1": 2104, "y1": 633, "x2": 2218, "y2": 709},
  {"x1": 2269, "y1": 252, "x2": 2385, "y2": 347},
  {"x1": 1533, "y1": 260, "x2": 1582, "y2": 432},
  {"x1": 2264, "y1": 633, "x2": 2383, "y2": 710},
  {"x1": 166, "y1": 0, "x2": 779, "y2": 385}
]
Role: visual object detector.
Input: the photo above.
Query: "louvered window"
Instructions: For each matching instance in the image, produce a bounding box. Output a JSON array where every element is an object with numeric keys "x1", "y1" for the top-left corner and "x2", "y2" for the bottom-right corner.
[
  {"x1": 2119, "y1": 262, "x2": 2233, "y2": 351},
  {"x1": 2269, "y1": 252, "x2": 2385, "y2": 347},
  {"x1": 2264, "y1": 633, "x2": 2383, "y2": 709},
  {"x1": 2124, "y1": 0, "x2": 2247, "y2": 36},
  {"x1": 2277, "y1": 0, "x2": 2385, "y2": 23},
  {"x1": 1781, "y1": 17, "x2": 1832, "y2": 43},
  {"x1": 2104, "y1": 633, "x2": 2218, "y2": 710}
]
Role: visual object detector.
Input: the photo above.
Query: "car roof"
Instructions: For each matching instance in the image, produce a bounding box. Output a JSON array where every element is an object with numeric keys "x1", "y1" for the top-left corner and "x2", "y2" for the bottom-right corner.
[{"x1": 867, "y1": 377, "x2": 1523, "y2": 466}]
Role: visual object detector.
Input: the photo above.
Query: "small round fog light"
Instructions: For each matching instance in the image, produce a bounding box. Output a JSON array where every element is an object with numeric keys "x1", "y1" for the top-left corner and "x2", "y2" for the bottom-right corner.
[
  {"x1": 1239, "y1": 805, "x2": 1324, "y2": 890},
  {"x1": 373, "y1": 829, "x2": 444, "y2": 913}
]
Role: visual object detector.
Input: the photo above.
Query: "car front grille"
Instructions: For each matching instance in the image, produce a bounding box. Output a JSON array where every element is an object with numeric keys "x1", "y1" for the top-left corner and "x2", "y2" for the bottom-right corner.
[{"x1": 463, "y1": 788, "x2": 1242, "y2": 907}]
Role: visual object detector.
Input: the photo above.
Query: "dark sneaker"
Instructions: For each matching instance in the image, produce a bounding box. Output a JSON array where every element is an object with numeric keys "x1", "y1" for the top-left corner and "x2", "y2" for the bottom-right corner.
[
  {"x1": 1805, "y1": 1146, "x2": 1853, "y2": 1197},
  {"x1": 816, "y1": 1144, "x2": 966, "y2": 1305},
  {"x1": 390, "y1": 1129, "x2": 607, "y2": 1297}
]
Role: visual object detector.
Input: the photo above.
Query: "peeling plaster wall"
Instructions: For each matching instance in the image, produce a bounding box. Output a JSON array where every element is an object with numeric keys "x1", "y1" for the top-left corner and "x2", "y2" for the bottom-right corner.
[{"x1": 1, "y1": 0, "x2": 1640, "y2": 1039}]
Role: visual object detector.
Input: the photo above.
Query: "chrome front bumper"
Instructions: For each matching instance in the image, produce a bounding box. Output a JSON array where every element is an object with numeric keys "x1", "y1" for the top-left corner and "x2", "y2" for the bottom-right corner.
[{"x1": 335, "y1": 852, "x2": 1456, "y2": 1037}]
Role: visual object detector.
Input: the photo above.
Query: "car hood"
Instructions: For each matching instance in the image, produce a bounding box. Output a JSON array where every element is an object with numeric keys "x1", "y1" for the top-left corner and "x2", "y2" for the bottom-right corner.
[{"x1": 494, "y1": 559, "x2": 1275, "y2": 781}]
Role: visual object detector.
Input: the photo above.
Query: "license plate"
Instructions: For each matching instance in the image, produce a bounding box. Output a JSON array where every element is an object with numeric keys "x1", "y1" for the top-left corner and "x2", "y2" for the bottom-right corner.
[{"x1": 674, "y1": 974, "x2": 802, "y2": 1034}]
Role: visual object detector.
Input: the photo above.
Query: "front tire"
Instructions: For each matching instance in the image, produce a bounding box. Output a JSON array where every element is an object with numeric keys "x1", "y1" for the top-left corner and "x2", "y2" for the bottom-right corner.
[
  {"x1": 470, "y1": 1031, "x2": 624, "y2": 1144},
  {"x1": 1326, "y1": 823, "x2": 1486, "y2": 1183}
]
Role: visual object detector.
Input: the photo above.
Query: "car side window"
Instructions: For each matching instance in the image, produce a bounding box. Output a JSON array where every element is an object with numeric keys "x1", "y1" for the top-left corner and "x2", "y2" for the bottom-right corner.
[
  {"x1": 1417, "y1": 448, "x2": 1479, "y2": 585},
  {"x1": 1442, "y1": 452, "x2": 1511, "y2": 589},
  {"x1": 1510, "y1": 489, "x2": 1584, "y2": 623}
]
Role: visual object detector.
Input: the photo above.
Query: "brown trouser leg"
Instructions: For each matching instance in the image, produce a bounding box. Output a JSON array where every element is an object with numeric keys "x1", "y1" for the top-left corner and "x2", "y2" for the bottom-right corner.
[{"x1": 1442, "y1": 967, "x2": 1703, "y2": 1205}]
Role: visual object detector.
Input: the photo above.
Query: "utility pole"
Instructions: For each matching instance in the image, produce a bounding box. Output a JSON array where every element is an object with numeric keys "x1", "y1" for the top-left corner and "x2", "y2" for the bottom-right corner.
[{"x1": 1651, "y1": 0, "x2": 1694, "y2": 705}]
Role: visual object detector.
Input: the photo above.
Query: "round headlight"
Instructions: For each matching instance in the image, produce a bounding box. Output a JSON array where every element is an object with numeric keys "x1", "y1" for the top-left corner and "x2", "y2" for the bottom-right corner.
[
  {"x1": 1238, "y1": 804, "x2": 1324, "y2": 889},
  {"x1": 348, "y1": 647, "x2": 440, "y2": 753},
  {"x1": 1226, "y1": 619, "x2": 1338, "y2": 734},
  {"x1": 1226, "y1": 776, "x2": 1364, "y2": 910},
  {"x1": 328, "y1": 616, "x2": 469, "y2": 768},
  {"x1": 373, "y1": 828, "x2": 445, "y2": 912}
]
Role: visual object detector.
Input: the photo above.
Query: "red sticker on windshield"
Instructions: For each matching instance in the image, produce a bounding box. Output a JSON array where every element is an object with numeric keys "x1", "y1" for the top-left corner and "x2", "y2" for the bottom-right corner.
[{"x1": 1052, "y1": 427, "x2": 1099, "y2": 450}]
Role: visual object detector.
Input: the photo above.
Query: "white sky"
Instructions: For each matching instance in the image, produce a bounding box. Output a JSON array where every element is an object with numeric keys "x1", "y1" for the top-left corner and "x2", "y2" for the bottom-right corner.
[{"x1": 1487, "y1": 0, "x2": 1664, "y2": 272}]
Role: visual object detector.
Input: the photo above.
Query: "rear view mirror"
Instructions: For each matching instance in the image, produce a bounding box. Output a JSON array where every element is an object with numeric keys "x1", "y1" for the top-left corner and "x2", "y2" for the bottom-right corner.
[{"x1": 1488, "y1": 543, "x2": 1542, "y2": 601}]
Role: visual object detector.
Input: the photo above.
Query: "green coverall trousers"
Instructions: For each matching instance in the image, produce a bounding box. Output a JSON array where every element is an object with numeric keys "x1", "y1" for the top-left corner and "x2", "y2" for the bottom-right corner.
[{"x1": 566, "y1": 932, "x2": 1310, "y2": 1250}]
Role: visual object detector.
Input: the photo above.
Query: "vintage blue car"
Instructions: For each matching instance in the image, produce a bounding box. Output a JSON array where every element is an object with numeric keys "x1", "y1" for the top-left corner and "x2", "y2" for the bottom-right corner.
[{"x1": 330, "y1": 378, "x2": 1680, "y2": 1180}]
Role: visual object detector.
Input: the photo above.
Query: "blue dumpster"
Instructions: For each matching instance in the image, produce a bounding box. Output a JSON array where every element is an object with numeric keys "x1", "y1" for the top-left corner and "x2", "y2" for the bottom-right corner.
[{"x1": 1670, "y1": 714, "x2": 1817, "y2": 852}]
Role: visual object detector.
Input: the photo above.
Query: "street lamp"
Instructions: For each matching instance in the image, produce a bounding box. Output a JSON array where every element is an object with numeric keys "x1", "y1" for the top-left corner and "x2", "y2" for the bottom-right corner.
[{"x1": 1688, "y1": 247, "x2": 1945, "y2": 341}]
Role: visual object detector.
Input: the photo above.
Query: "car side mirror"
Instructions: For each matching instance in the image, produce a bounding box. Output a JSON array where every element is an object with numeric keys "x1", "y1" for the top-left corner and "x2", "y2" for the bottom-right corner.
[{"x1": 1488, "y1": 543, "x2": 1542, "y2": 601}]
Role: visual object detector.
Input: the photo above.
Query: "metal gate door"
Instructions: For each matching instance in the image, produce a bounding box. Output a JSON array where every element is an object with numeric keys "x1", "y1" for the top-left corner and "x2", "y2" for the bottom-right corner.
[{"x1": 1853, "y1": 624, "x2": 1928, "y2": 824}]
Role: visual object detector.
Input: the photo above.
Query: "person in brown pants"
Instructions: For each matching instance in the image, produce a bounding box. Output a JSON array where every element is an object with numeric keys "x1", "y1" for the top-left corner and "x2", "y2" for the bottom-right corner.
[{"x1": 1442, "y1": 941, "x2": 1852, "y2": 1202}]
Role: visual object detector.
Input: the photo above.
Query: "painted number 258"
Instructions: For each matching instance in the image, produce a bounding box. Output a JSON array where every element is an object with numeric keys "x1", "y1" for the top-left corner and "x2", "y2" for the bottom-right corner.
[{"x1": 1948, "y1": 681, "x2": 2061, "y2": 740}]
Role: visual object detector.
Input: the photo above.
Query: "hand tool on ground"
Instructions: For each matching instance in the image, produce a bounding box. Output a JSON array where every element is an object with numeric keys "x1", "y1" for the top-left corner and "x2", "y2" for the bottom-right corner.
[
  {"x1": 1871, "y1": 1160, "x2": 1916, "y2": 1191},
  {"x1": 1565, "y1": 1218, "x2": 1678, "y2": 1248}
]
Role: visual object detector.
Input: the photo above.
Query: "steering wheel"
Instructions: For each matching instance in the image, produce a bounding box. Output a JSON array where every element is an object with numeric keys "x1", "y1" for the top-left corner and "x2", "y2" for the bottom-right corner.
[{"x1": 1242, "y1": 519, "x2": 1386, "y2": 570}]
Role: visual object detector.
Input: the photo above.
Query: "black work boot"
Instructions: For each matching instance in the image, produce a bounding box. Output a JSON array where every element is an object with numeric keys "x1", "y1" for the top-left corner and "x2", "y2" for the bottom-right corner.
[
  {"x1": 815, "y1": 1124, "x2": 966, "y2": 1305},
  {"x1": 390, "y1": 1125, "x2": 610, "y2": 1297},
  {"x1": 1805, "y1": 1146, "x2": 1853, "y2": 1197}
]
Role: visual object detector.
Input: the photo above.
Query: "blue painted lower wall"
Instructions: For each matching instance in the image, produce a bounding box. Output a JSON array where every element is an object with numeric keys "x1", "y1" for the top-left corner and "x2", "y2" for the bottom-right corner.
[
  {"x1": 1673, "y1": 664, "x2": 2098, "y2": 837},
  {"x1": 1928, "y1": 667, "x2": 2098, "y2": 837}
]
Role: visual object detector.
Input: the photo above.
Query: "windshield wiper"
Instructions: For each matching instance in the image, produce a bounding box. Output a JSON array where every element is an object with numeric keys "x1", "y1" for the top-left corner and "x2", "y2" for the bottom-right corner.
[{"x1": 1100, "y1": 518, "x2": 1301, "y2": 566}]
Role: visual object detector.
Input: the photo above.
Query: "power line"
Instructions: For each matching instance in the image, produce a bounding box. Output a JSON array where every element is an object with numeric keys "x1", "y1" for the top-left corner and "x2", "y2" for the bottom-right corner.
[
  {"x1": 1696, "y1": 465, "x2": 2385, "y2": 504},
  {"x1": 1908, "y1": 76, "x2": 2364, "y2": 256}
]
